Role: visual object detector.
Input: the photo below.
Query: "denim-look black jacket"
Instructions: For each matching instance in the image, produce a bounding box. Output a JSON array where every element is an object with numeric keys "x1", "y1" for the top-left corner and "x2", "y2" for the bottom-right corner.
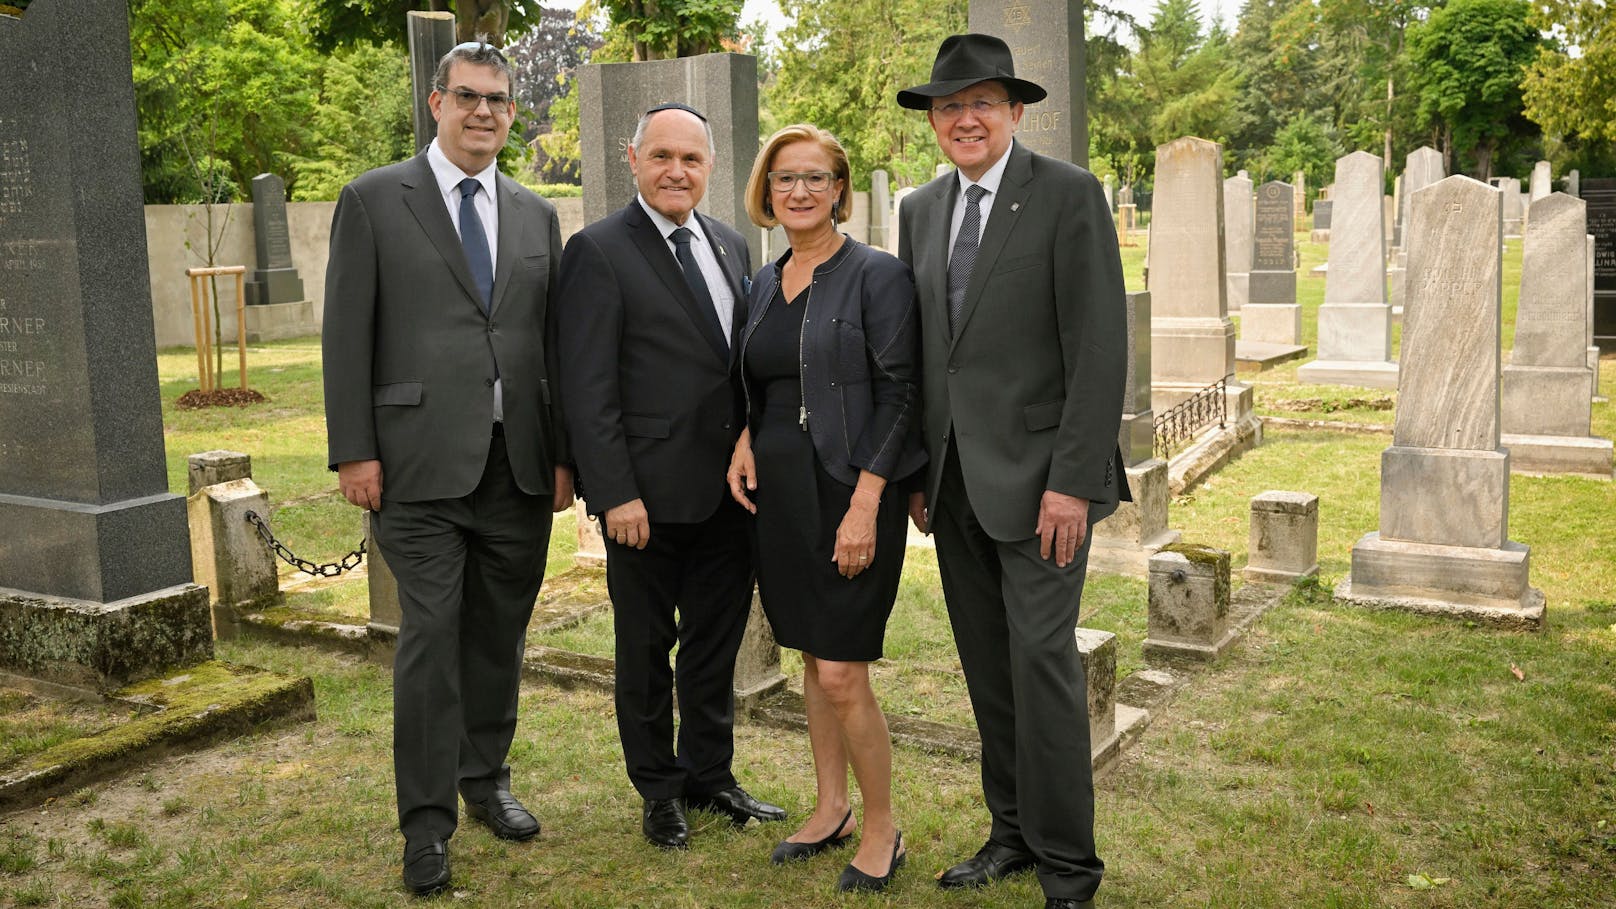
[{"x1": 739, "y1": 236, "x2": 927, "y2": 488}]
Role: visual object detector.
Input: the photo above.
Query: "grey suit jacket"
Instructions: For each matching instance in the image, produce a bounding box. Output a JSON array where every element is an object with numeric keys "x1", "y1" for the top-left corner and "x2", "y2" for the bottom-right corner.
[
  {"x1": 898, "y1": 141, "x2": 1129, "y2": 541},
  {"x1": 322, "y1": 154, "x2": 567, "y2": 503}
]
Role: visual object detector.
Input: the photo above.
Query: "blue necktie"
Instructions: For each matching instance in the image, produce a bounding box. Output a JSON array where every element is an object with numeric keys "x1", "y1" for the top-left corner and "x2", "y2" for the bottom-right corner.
[
  {"x1": 947, "y1": 184, "x2": 987, "y2": 335},
  {"x1": 458, "y1": 177, "x2": 493, "y2": 311}
]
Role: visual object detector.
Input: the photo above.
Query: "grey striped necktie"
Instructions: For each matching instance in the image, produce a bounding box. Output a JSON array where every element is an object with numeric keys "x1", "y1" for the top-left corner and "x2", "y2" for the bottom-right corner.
[{"x1": 947, "y1": 184, "x2": 988, "y2": 334}]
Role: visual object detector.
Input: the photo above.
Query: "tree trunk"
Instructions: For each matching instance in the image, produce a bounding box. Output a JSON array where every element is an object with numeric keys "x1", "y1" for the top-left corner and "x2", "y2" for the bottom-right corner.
[{"x1": 456, "y1": 0, "x2": 508, "y2": 44}]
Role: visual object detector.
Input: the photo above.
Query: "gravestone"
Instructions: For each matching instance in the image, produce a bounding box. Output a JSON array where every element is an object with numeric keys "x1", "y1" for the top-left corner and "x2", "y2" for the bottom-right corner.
[
  {"x1": 0, "y1": 0, "x2": 212, "y2": 690},
  {"x1": 1144, "y1": 545, "x2": 1236, "y2": 664},
  {"x1": 1292, "y1": 170, "x2": 1306, "y2": 223},
  {"x1": 1311, "y1": 198, "x2": 1332, "y2": 242},
  {"x1": 1492, "y1": 177, "x2": 1524, "y2": 237},
  {"x1": 1339, "y1": 175, "x2": 1544, "y2": 628},
  {"x1": 889, "y1": 185, "x2": 917, "y2": 259},
  {"x1": 1092, "y1": 290, "x2": 1180, "y2": 576},
  {"x1": 578, "y1": 53, "x2": 759, "y2": 233},
  {"x1": 1147, "y1": 137, "x2": 1251, "y2": 420},
  {"x1": 1223, "y1": 173, "x2": 1253, "y2": 312},
  {"x1": 1240, "y1": 181, "x2": 1304, "y2": 351},
  {"x1": 1567, "y1": 169, "x2": 1580, "y2": 199},
  {"x1": 1587, "y1": 178, "x2": 1616, "y2": 354},
  {"x1": 1244, "y1": 491, "x2": 1319, "y2": 583},
  {"x1": 1103, "y1": 173, "x2": 1115, "y2": 211},
  {"x1": 406, "y1": 11, "x2": 456, "y2": 153},
  {"x1": 1299, "y1": 151, "x2": 1398, "y2": 388},
  {"x1": 1390, "y1": 174, "x2": 1404, "y2": 251},
  {"x1": 1392, "y1": 147, "x2": 1446, "y2": 312},
  {"x1": 1591, "y1": 234, "x2": 1604, "y2": 403},
  {"x1": 241, "y1": 173, "x2": 314, "y2": 342},
  {"x1": 968, "y1": 0, "x2": 1087, "y2": 166},
  {"x1": 1500, "y1": 193, "x2": 1612, "y2": 476},
  {"x1": 1529, "y1": 160, "x2": 1552, "y2": 204},
  {"x1": 869, "y1": 168, "x2": 891, "y2": 251}
]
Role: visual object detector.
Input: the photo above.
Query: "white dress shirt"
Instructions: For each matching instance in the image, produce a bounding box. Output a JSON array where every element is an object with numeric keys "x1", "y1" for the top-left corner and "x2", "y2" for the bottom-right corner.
[
  {"x1": 947, "y1": 141, "x2": 1016, "y2": 265},
  {"x1": 638, "y1": 196, "x2": 736, "y2": 344},
  {"x1": 427, "y1": 139, "x2": 503, "y2": 420}
]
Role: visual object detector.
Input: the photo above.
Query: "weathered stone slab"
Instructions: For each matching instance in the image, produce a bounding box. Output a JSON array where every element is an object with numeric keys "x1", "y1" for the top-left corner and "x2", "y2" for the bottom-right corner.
[
  {"x1": 1493, "y1": 177, "x2": 1524, "y2": 237},
  {"x1": 1091, "y1": 458, "x2": 1180, "y2": 576},
  {"x1": 1299, "y1": 151, "x2": 1396, "y2": 387},
  {"x1": 1245, "y1": 491, "x2": 1319, "y2": 583},
  {"x1": 1395, "y1": 176, "x2": 1502, "y2": 450},
  {"x1": 1530, "y1": 160, "x2": 1552, "y2": 203},
  {"x1": 1073, "y1": 626, "x2": 1117, "y2": 744},
  {"x1": 1119, "y1": 290, "x2": 1155, "y2": 466},
  {"x1": 969, "y1": 0, "x2": 1088, "y2": 166},
  {"x1": 1224, "y1": 173, "x2": 1253, "y2": 311},
  {"x1": 0, "y1": 585, "x2": 213, "y2": 692},
  {"x1": 1340, "y1": 534, "x2": 1542, "y2": 627},
  {"x1": 1144, "y1": 545, "x2": 1236, "y2": 664}
]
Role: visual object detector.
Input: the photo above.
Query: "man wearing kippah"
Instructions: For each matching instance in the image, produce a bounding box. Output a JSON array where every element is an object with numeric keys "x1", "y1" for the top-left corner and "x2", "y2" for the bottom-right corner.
[
  {"x1": 897, "y1": 33, "x2": 1130, "y2": 909},
  {"x1": 556, "y1": 102, "x2": 785, "y2": 851},
  {"x1": 322, "y1": 40, "x2": 573, "y2": 896}
]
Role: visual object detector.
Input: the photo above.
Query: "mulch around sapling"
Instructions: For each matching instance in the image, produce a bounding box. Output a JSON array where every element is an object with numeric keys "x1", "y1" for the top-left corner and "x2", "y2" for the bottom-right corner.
[{"x1": 175, "y1": 388, "x2": 268, "y2": 409}]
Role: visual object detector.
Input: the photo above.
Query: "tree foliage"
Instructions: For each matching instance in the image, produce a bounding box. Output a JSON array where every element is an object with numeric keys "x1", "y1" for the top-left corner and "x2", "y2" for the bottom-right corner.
[
  {"x1": 305, "y1": 0, "x2": 546, "y2": 49},
  {"x1": 768, "y1": 0, "x2": 966, "y2": 188},
  {"x1": 588, "y1": 0, "x2": 743, "y2": 61},
  {"x1": 290, "y1": 42, "x2": 415, "y2": 201},
  {"x1": 1406, "y1": 0, "x2": 1541, "y2": 177},
  {"x1": 1522, "y1": 0, "x2": 1616, "y2": 170}
]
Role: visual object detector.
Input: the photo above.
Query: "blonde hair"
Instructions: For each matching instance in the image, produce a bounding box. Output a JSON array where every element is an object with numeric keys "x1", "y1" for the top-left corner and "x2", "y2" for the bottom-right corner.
[{"x1": 744, "y1": 124, "x2": 853, "y2": 229}]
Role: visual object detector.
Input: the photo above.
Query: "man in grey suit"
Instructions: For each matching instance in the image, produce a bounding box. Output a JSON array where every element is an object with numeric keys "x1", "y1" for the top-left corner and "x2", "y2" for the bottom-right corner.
[
  {"x1": 896, "y1": 34, "x2": 1130, "y2": 909},
  {"x1": 322, "y1": 41, "x2": 572, "y2": 896}
]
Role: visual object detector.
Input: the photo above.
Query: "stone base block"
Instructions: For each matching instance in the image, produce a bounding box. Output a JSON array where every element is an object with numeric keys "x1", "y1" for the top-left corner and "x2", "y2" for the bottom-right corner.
[
  {"x1": 187, "y1": 479, "x2": 279, "y2": 618},
  {"x1": 1339, "y1": 533, "x2": 1544, "y2": 629},
  {"x1": 734, "y1": 595, "x2": 787, "y2": 713},
  {"x1": 1240, "y1": 303, "x2": 1301, "y2": 345},
  {"x1": 1296, "y1": 359, "x2": 1400, "y2": 389},
  {"x1": 1235, "y1": 340, "x2": 1308, "y2": 373},
  {"x1": 1249, "y1": 270, "x2": 1296, "y2": 306},
  {"x1": 1119, "y1": 410, "x2": 1154, "y2": 469},
  {"x1": 1246, "y1": 490, "x2": 1319, "y2": 582},
  {"x1": 1091, "y1": 529, "x2": 1182, "y2": 577},
  {"x1": 1093, "y1": 460, "x2": 1180, "y2": 576},
  {"x1": 1226, "y1": 272, "x2": 1249, "y2": 312},
  {"x1": 1502, "y1": 365, "x2": 1595, "y2": 438},
  {"x1": 1145, "y1": 545, "x2": 1232, "y2": 664},
  {"x1": 1150, "y1": 316, "x2": 1236, "y2": 389},
  {"x1": 1142, "y1": 626, "x2": 1241, "y2": 665},
  {"x1": 1310, "y1": 229, "x2": 1331, "y2": 243},
  {"x1": 1501, "y1": 432, "x2": 1615, "y2": 478},
  {"x1": 242, "y1": 299, "x2": 317, "y2": 343},
  {"x1": 1315, "y1": 303, "x2": 1393, "y2": 363},
  {"x1": 0, "y1": 583, "x2": 213, "y2": 692},
  {"x1": 1380, "y1": 446, "x2": 1508, "y2": 549},
  {"x1": 1074, "y1": 626, "x2": 1118, "y2": 745},
  {"x1": 0, "y1": 492, "x2": 193, "y2": 604}
]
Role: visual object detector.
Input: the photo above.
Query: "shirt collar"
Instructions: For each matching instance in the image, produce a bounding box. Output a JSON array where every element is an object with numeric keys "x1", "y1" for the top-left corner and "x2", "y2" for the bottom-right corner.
[
  {"x1": 427, "y1": 138, "x2": 499, "y2": 200},
  {"x1": 638, "y1": 194, "x2": 707, "y2": 245},
  {"x1": 956, "y1": 140, "x2": 1014, "y2": 199}
]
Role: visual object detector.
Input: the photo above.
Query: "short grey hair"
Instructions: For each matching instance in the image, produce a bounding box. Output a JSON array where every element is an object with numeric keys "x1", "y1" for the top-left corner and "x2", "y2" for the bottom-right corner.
[
  {"x1": 433, "y1": 39, "x2": 514, "y2": 95},
  {"x1": 630, "y1": 108, "x2": 717, "y2": 160}
]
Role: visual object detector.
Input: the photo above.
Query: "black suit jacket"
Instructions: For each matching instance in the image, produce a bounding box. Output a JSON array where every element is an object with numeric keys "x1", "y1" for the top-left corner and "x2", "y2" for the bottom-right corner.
[
  {"x1": 556, "y1": 200, "x2": 752, "y2": 523},
  {"x1": 899, "y1": 142, "x2": 1130, "y2": 541},
  {"x1": 322, "y1": 154, "x2": 566, "y2": 502}
]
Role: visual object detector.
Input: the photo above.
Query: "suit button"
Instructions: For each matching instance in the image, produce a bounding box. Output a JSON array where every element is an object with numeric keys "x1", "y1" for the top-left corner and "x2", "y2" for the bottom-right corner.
[
  {"x1": 948, "y1": 365, "x2": 959, "y2": 374},
  {"x1": 485, "y1": 378, "x2": 495, "y2": 387},
  {"x1": 723, "y1": 422, "x2": 731, "y2": 430}
]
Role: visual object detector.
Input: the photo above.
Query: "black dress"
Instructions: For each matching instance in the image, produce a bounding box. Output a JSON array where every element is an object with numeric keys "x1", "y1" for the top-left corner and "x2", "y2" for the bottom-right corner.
[{"x1": 746, "y1": 285, "x2": 909, "y2": 662}]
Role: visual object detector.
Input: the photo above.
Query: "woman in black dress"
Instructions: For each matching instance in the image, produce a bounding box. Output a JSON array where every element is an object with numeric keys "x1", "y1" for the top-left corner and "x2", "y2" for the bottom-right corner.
[{"x1": 727, "y1": 124, "x2": 925, "y2": 893}]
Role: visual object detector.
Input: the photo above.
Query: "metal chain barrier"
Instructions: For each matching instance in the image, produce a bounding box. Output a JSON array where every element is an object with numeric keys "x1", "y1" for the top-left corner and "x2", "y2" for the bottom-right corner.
[{"x1": 244, "y1": 509, "x2": 365, "y2": 577}]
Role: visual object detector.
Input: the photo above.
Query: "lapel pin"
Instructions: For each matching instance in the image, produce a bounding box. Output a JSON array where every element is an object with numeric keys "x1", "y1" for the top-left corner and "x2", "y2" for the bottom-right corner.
[{"x1": 1010, "y1": 202, "x2": 1021, "y2": 212}]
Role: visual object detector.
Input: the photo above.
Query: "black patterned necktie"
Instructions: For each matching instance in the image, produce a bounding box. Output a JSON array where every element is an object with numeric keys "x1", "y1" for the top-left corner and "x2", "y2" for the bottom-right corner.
[
  {"x1": 948, "y1": 184, "x2": 988, "y2": 334},
  {"x1": 457, "y1": 177, "x2": 493, "y2": 311},
  {"x1": 670, "y1": 226, "x2": 728, "y2": 350}
]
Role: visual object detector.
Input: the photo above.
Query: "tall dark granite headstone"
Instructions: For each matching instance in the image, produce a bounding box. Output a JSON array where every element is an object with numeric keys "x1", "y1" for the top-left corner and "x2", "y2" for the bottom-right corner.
[
  {"x1": 0, "y1": 0, "x2": 210, "y2": 691},
  {"x1": 1251, "y1": 180, "x2": 1296, "y2": 301},
  {"x1": 578, "y1": 53, "x2": 758, "y2": 233},
  {"x1": 968, "y1": 0, "x2": 1087, "y2": 167},
  {"x1": 1588, "y1": 178, "x2": 1616, "y2": 354},
  {"x1": 244, "y1": 174, "x2": 305, "y2": 307}
]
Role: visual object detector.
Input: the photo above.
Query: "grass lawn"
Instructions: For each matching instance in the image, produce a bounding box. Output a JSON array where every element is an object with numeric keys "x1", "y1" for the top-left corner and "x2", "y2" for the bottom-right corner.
[{"x1": 3, "y1": 244, "x2": 1614, "y2": 906}]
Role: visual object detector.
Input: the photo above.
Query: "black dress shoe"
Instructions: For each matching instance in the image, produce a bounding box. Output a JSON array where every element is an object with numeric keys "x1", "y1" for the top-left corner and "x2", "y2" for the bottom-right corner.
[
  {"x1": 642, "y1": 797, "x2": 689, "y2": 850},
  {"x1": 937, "y1": 839, "x2": 1037, "y2": 889},
  {"x1": 402, "y1": 837, "x2": 450, "y2": 896},
  {"x1": 1044, "y1": 899, "x2": 1095, "y2": 908},
  {"x1": 464, "y1": 790, "x2": 540, "y2": 841},
  {"x1": 836, "y1": 830, "x2": 905, "y2": 893},
  {"x1": 686, "y1": 786, "x2": 787, "y2": 827},
  {"x1": 770, "y1": 809, "x2": 854, "y2": 864}
]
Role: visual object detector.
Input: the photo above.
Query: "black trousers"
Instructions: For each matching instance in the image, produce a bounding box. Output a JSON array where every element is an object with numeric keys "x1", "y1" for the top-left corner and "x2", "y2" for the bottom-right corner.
[
  {"x1": 372, "y1": 434, "x2": 550, "y2": 842},
  {"x1": 931, "y1": 450, "x2": 1103, "y2": 902},
  {"x1": 603, "y1": 497, "x2": 754, "y2": 801}
]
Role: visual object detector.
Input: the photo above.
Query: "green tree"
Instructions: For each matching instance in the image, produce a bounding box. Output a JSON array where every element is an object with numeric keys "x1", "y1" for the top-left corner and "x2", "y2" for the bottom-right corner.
[
  {"x1": 585, "y1": 0, "x2": 743, "y2": 61},
  {"x1": 305, "y1": 0, "x2": 547, "y2": 49},
  {"x1": 769, "y1": 0, "x2": 966, "y2": 188},
  {"x1": 1522, "y1": 0, "x2": 1616, "y2": 172},
  {"x1": 291, "y1": 43, "x2": 415, "y2": 201},
  {"x1": 1406, "y1": 0, "x2": 1541, "y2": 177},
  {"x1": 1256, "y1": 110, "x2": 1344, "y2": 188},
  {"x1": 131, "y1": 0, "x2": 319, "y2": 202},
  {"x1": 1129, "y1": 0, "x2": 1243, "y2": 149}
]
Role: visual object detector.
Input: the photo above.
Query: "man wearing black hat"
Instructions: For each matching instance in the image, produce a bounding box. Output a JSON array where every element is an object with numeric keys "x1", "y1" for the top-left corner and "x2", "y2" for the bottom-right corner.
[
  {"x1": 896, "y1": 33, "x2": 1129, "y2": 909},
  {"x1": 556, "y1": 102, "x2": 786, "y2": 851}
]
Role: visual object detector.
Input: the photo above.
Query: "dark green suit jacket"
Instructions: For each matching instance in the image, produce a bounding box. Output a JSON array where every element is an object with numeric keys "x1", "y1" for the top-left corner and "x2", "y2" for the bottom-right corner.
[{"x1": 898, "y1": 141, "x2": 1129, "y2": 541}]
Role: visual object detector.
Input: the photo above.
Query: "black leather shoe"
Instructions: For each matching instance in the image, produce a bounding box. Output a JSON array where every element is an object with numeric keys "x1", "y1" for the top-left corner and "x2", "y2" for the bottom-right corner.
[
  {"x1": 464, "y1": 791, "x2": 540, "y2": 841},
  {"x1": 642, "y1": 798, "x2": 689, "y2": 850},
  {"x1": 1044, "y1": 899, "x2": 1095, "y2": 908},
  {"x1": 770, "y1": 809, "x2": 854, "y2": 865},
  {"x1": 836, "y1": 830, "x2": 905, "y2": 893},
  {"x1": 402, "y1": 837, "x2": 450, "y2": 896},
  {"x1": 937, "y1": 839, "x2": 1037, "y2": 889},
  {"x1": 686, "y1": 786, "x2": 787, "y2": 827}
]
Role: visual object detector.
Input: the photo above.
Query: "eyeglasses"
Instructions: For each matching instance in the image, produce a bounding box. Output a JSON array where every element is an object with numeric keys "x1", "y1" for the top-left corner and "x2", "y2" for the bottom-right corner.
[
  {"x1": 768, "y1": 171, "x2": 835, "y2": 193},
  {"x1": 440, "y1": 88, "x2": 514, "y2": 113},
  {"x1": 930, "y1": 98, "x2": 1013, "y2": 121}
]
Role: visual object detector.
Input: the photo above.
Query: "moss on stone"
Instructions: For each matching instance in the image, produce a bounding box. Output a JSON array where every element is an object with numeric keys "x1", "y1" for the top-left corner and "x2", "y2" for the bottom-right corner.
[
  {"x1": 1161, "y1": 543, "x2": 1230, "y2": 568},
  {"x1": 251, "y1": 605, "x2": 363, "y2": 630}
]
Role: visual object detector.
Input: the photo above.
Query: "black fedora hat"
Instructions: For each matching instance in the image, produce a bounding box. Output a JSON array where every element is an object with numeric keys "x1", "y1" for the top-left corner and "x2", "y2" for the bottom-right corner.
[{"x1": 897, "y1": 33, "x2": 1047, "y2": 111}]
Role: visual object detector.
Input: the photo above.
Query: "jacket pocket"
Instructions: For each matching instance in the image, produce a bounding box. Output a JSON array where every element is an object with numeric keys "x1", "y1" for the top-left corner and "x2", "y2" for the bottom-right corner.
[
  {"x1": 1023, "y1": 399, "x2": 1063, "y2": 431},
  {"x1": 373, "y1": 381, "x2": 422, "y2": 406},
  {"x1": 622, "y1": 413, "x2": 671, "y2": 439},
  {"x1": 831, "y1": 318, "x2": 870, "y2": 384},
  {"x1": 993, "y1": 253, "x2": 1043, "y2": 275},
  {"x1": 522, "y1": 253, "x2": 549, "y2": 269}
]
